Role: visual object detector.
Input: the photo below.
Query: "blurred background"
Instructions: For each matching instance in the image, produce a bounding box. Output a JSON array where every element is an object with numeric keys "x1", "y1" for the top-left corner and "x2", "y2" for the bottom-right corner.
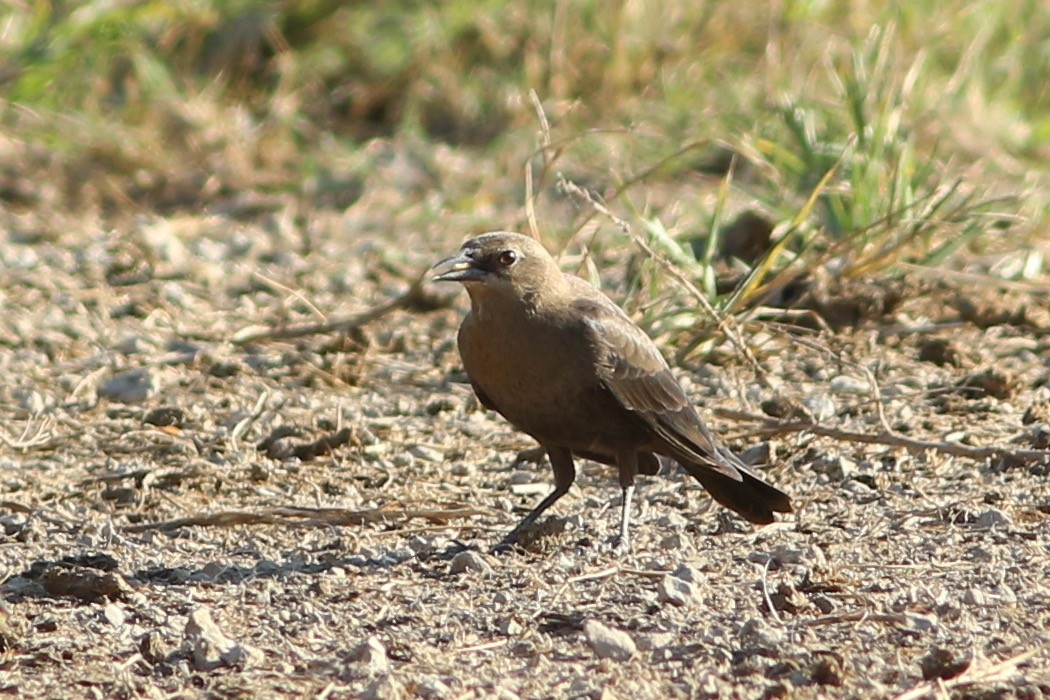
[{"x1": 1, "y1": 0, "x2": 1047, "y2": 331}]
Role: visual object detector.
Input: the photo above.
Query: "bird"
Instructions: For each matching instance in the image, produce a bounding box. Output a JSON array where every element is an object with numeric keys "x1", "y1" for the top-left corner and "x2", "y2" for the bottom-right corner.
[{"x1": 431, "y1": 231, "x2": 791, "y2": 551}]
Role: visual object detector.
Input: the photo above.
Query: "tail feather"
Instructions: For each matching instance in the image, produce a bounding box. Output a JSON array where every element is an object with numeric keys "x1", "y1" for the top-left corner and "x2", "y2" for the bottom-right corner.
[{"x1": 681, "y1": 462, "x2": 792, "y2": 525}]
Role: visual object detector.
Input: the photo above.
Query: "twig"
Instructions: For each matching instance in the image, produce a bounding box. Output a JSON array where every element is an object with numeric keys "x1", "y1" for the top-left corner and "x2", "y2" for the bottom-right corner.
[
  {"x1": 616, "y1": 567, "x2": 677, "y2": 578},
  {"x1": 798, "y1": 611, "x2": 922, "y2": 628},
  {"x1": 893, "y1": 643, "x2": 1049, "y2": 700},
  {"x1": 896, "y1": 262, "x2": 1050, "y2": 297},
  {"x1": 455, "y1": 639, "x2": 509, "y2": 654},
  {"x1": 567, "y1": 566, "x2": 619, "y2": 585},
  {"x1": 760, "y1": 558, "x2": 783, "y2": 624},
  {"x1": 0, "y1": 500, "x2": 35, "y2": 514},
  {"x1": 230, "y1": 390, "x2": 270, "y2": 451},
  {"x1": 122, "y1": 505, "x2": 489, "y2": 533},
  {"x1": 250, "y1": 270, "x2": 328, "y2": 322},
  {"x1": 230, "y1": 276, "x2": 447, "y2": 345},
  {"x1": 0, "y1": 414, "x2": 58, "y2": 451},
  {"x1": 859, "y1": 363, "x2": 893, "y2": 433},
  {"x1": 524, "y1": 89, "x2": 551, "y2": 241},
  {"x1": 524, "y1": 152, "x2": 539, "y2": 241},
  {"x1": 716, "y1": 408, "x2": 1050, "y2": 464},
  {"x1": 545, "y1": 564, "x2": 677, "y2": 613}
]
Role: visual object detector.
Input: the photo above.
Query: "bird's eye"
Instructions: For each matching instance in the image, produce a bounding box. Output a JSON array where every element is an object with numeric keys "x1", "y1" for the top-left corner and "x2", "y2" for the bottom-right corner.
[{"x1": 497, "y1": 250, "x2": 518, "y2": 266}]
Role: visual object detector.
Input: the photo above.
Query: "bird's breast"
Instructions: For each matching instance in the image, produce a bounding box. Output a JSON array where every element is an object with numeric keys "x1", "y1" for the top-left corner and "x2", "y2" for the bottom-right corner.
[{"x1": 458, "y1": 310, "x2": 645, "y2": 449}]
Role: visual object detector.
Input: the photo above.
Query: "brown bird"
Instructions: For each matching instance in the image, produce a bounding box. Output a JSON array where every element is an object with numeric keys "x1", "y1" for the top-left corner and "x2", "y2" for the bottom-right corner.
[{"x1": 432, "y1": 232, "x2": 791, "y2": 551}]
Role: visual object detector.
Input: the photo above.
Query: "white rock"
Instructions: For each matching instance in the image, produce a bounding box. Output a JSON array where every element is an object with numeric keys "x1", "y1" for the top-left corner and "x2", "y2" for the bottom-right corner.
[
  {"x1": 658, "y1": 575, "x2": 699, "y2": 607},
  {"x1": 185, "y1": 607, "x2": 263, "y2": 670},
  {"x1": 638, "y1": 631, "x2": 676, "y2": 651},
  {"x1": 672, "y1": 563, "x2": 703, "y2": 584},
  {"x1": 362, "y1": 675, "x2": 404, "y2": 700},
  {"x1": 904, "y1": 612, "x2": 937, "y2": 632},
  {"x1": 768, "y1": 544, "x2": 827, "y2": 567},
  {"x1": 813, "y1": 455, "x2": 858, "y2": 480},
  {"x1": 974, "y1": 508, "x2": 1011, "y2": 529},
  {"x1": 15, "y1": 389, "x2": 47, "y2": 413},
  {"x1": 499, "y1": 618, "x2": 523, "y2": 635},
  {"x1": 349, "y1": 636, "x2": 390, "y2": 677},
  {"x1": 740, "y1": 618, "x2": 785, "y2": 648},
  {"x1": 962, "y1": 587, "x2": 986, "y2": 605},
  {"x1": 830, "y1": 375, "x2": 869, "y2": 393},
  {"x1": 659, "y1": 533, "x2": 688, "y2": 550},
  {"x1": 102, "y1": 603, "x2": 126, "y2": 628},
  {"x1": 739, "y1": 442, "x2": 773, "y2": 466},
  {"x1": 803, "y1": 395, "x2": 837, "y2": 421},
  {"x1": 449, "y1": 551, "x2": 491, "y2": 574},
  {"x1": 653, "y1": 512, "x2": 688, "y2": 528},
  {"x1": 417, "y1": 677, "x2": 452, "y2": 699},
  {"x1": 97, "y1": 368, "x2": 155, "y2": 404},
  {"x1": 583, "y1": 620, "x2": 636, "y2": 661},
  {"x1": 967, "y1": 546, "x2": 994, "y2": 562},
  {"x1": 409, "y1": 444, "x2": 444, "y2": 462},
  {"x1": 405, "y1": 536, "x2": 429, "y2": 554}
]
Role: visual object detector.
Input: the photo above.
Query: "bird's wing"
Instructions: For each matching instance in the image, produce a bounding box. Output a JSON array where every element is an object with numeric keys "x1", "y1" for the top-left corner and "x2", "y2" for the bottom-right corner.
[{"x1": 574, "y1": 291, "x2": 744, "y2": 481}]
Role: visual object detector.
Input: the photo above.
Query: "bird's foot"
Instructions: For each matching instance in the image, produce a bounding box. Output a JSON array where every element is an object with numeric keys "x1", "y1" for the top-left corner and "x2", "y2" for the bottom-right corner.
[
  {"x1": 491, "y1": 540, "x2": 520, "y2": 555},
  {"x1": 492, "y1": 528, "x2": 527, "y2": 555},
  {"x1": 609, "y1": 535, "x2": 631, "y2": 556}
]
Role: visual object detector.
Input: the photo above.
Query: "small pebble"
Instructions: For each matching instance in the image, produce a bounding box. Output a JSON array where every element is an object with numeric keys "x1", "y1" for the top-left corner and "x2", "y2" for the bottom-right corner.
[
  {"x1": 813, "y1": 455, "x2": 858, "y2": 481},
  {"x1": 803, "y1": 396, "x2": 837, "y2": 421},
  {"x1": 974, "y1": 508, "x2": 1011, "y2": 529},
  {"x1": 449, "y1": 551, "x2": 491, "y2": 575},
  {"x1": 417, "y1": 677, "x2": 452, "y2": 699},
  {"x1": 102, "y1": 603, "x2": 126, "y2": 628},
  {"x1": 740, "y1": 618, "x2": 786, "y2": 648},
  {"x1": 583, "y1": 620, "x2": 636, "y2": 661},
  {"x1": 349, "y1": 636, "x2": 390, "y2": 677},
  {"x1": 830, "y1": 375, "x2": 869, "y2": 393},
  {"x1": 812, "y1": 595, "x2": 835, "y2": 614},
  {"x1": 362, "y1": 675, "x2": 403, "y2": 700},
  {"x1": 97, "y1": 368, "x2": 155, "y2": 404},
  {"x1": 672, "y1": 563, "x2": 703, "y2": 584},
  {"x1": 499, "y1": 618, "x2": 523, "y2": 635},
  {"x1": 409, "y1": 444, "x2": 444, "y2": 462},
  {"x1": 185, "y1": 607, "x2": 263, "y2": 670},
  {"x1": 658, "y1": 575, "x2": 699, "y2": 607}
]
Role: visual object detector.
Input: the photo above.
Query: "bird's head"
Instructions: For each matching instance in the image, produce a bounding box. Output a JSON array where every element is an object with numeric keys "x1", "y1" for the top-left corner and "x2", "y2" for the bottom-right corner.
[{"x1": 431, "y1": 232, "x2": 561, "y2": 304}]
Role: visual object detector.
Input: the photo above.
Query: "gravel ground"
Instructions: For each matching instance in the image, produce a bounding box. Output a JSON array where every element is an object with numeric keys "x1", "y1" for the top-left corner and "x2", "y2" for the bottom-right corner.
[{"x1": 1, "y1": 156, "x2": 1049, "y2": 699}]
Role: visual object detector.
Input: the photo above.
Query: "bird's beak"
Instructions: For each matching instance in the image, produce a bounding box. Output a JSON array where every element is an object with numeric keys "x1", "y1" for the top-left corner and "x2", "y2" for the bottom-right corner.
[{"x1": 430, "y1": 252, "x2": 485, "y2": 283}]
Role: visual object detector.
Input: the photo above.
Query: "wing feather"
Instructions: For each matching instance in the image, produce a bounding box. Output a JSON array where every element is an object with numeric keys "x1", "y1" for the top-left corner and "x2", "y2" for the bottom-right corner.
[{"x1": 575, "y1": 293, "x2": 744, "y2": 481}]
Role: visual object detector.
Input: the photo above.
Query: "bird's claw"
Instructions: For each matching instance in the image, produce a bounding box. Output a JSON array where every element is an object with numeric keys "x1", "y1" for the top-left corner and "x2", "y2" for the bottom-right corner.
[
  {"x1": 492, "y1": 529, "x2": 526, "y2": 555},
  {"x1": 610, "y1": 535, "x2": 631, "y2": 556}
]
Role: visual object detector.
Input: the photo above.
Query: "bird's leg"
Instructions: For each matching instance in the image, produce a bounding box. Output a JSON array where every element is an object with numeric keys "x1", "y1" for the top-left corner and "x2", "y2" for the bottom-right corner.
[
  {"x1": 494, "y1": 446, "x2": 575, "y2": 553},
  {"x1": 613, "y1": 450, "x2": 639, "y2": 553}
]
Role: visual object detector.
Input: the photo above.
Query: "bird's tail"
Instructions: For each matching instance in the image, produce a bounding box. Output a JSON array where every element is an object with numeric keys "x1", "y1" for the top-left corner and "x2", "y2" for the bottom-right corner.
[{"x1": 680, "y1": 461, "x2": 792, "y2": 525}]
